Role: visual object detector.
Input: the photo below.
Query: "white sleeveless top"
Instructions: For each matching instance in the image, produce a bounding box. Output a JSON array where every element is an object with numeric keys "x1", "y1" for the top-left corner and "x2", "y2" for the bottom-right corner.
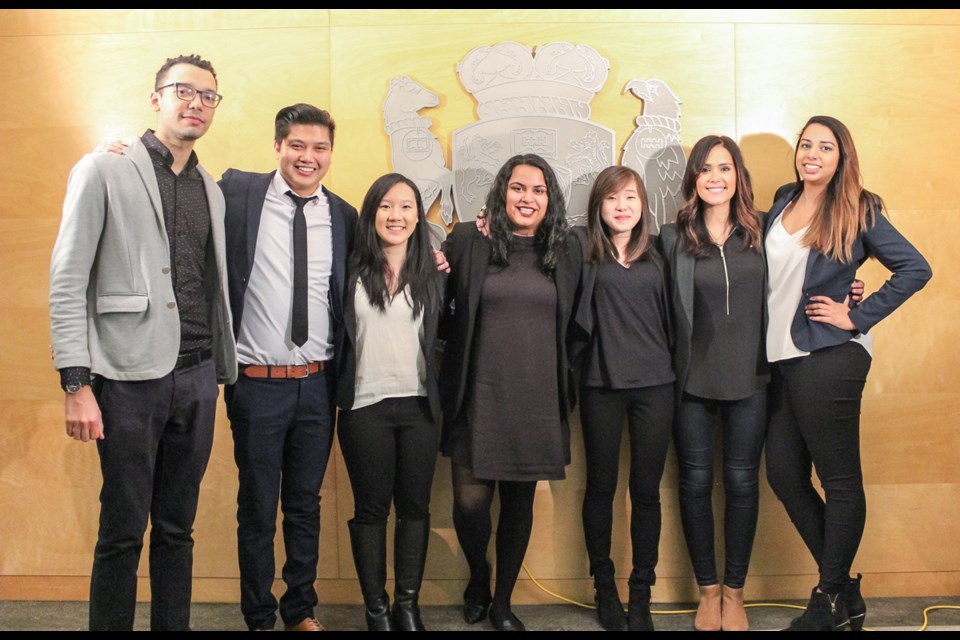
[{"x1": 353, "y1": 285, "x2": 426, "y2": 409}]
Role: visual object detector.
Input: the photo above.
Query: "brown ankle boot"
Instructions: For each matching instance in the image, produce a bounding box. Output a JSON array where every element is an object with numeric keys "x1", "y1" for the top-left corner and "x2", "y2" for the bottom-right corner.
[
  {"x1": 695, "y1": 584, "x2": 721, "y2": 631},
  {"x1": 721, "y1": 585, "x2": 749, "y2": 631}
]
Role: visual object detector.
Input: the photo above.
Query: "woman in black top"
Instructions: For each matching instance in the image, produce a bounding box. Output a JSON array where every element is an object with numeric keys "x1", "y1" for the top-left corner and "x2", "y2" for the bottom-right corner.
[
  {"x1": 336, "y1": 174, "x2": 444, "y2": 631},
  {"x1": 439, "y1": 154, "x2": 581, "y2": 631},
  {"x1": 658, "y1": 136, "x2": 767, "y2": 631},
  {"x1": 571, "y1": 165, "x2": 674, "y2": 631}
]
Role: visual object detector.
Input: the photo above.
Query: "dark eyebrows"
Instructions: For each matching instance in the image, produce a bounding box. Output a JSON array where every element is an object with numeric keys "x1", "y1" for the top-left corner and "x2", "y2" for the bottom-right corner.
[{"x1": 510, "y1": 181, "x2": 546, "y2": 189}]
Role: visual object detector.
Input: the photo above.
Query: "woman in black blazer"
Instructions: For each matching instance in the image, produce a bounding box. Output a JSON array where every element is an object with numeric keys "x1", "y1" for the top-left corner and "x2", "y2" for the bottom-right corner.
[
  {"x1": 571, "y1": 165, "x2": 674, "y2": 631},
  {"x1": 439, "y1": 153, "x2": 581, "y2": 631},
  {"x1": 658, "y1": 136, "x2": 768, "y2": 631},
  {"x1": 764, "y1": 116, "x2": 932, "y2": 631},
  {"x1": 336, "y1": 173, "x2": 445, "y2": 631}
]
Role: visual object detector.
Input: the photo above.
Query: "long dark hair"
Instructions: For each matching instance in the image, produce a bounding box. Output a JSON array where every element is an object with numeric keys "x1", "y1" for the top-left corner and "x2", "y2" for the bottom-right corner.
[
  {"x1": 586, "y1": 165, "x2": 652, "y2": 264},
  {"x1": 349, "y1": 173, "x2": 441, "y2": 317},
  {"x1": 675, "y1": 135, "x2": 763, "y2": 257},
  {"x1": 793, "y1": 115, "x2": 881, "y2": 263},
  {"x1": 484, "y1": 154, "x2": 570, "y2": 273}
]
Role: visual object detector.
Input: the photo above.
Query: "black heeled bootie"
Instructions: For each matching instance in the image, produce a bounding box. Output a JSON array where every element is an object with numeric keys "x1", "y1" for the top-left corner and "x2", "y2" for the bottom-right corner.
[
  {"x1": 595, "y1": 582, "x2": 628, "y2": 631},
  {"x1": 783, "y1": 587, "x2": 849, "y2": 631},
  {"x1": 844, "y1": 574, "x2": 866, "y2": 632},
  {"x1": 628, "y1": 582, "x2": 655, "y2": 632}
]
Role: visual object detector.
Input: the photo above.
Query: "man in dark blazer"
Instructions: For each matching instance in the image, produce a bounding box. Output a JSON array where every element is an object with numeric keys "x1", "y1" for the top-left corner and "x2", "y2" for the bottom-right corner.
[{"x1": 220, "y1": 104, "x2": 357, "y2": 632}]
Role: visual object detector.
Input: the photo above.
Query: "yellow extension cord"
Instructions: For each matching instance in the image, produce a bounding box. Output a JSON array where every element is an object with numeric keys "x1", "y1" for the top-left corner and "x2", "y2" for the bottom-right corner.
[{"x1": 519, "y1": 563, "x2": 960, "y2": 631}]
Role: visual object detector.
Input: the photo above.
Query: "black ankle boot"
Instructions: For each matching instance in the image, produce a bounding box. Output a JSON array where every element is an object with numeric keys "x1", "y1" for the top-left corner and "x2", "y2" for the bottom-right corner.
[
  {"x1": 627, "y1": 582, "x2": 655, "y2": 631},
  {"x1": 844, "y1": 574, "x2": 866, "y2": 631},
  {"x1": 783, "y1": 587, "x2": 849, "y2": 631},
  {"x1": 347, "y1": 520, "x2": 397, "y2": 631},
  {"x1": 594, "y1": 582, "x2": 627, "y2": 631},
  {"x1": 391, "y1": 517, "x2": 430, "y2": 631}
]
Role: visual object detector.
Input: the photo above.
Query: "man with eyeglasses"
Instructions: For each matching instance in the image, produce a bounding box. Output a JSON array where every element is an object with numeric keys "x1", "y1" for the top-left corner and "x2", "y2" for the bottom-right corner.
[{"x1": 49, "y1": 53, "x2": 236, "y2": 631}]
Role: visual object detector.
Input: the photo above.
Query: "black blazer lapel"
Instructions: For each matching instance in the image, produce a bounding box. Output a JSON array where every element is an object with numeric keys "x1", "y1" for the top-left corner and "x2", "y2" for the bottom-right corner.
[
  {"x1": 245, "y1": 172, "x2": 274, "y2": 281},
  {"x1": 325, "y1": 186, "x2": 350, "y2": 327},
  {"x1": 675, "y1": 249, "x2": 696, "y2": 332},
  {"x1": 466, "y1": 233, "x2": 492, "y2": 322}
]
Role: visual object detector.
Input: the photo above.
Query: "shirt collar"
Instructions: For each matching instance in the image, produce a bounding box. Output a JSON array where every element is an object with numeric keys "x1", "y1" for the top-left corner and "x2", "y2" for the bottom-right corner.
[
  {"x1": 272, "y1": 170, "x2": 324, "y2": 202},
  {"x1": 141, "y1": 129, "x2": 199, "y2": 174}
]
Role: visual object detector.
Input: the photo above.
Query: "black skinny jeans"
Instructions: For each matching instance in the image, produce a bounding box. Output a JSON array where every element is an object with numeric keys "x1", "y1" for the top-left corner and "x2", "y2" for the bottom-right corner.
[
  {"x1": 765, "y1": 341, "x2": 871, "y2": 594},
  {"x1": 338, "y1": 396, "x2": 439, "y2": 525},
  {"x1": 579, "y1": 383, "x2": 674, "y2": 587},
  {"x1": 674, "y1": 388, "x2": 767, "y2": 589}
]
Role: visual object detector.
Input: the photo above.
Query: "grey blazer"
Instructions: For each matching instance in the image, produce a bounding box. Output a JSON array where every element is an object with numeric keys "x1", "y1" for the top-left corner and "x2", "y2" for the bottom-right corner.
[{"x1": 50, "y1": 137, "x2": 237, "y2": 383}]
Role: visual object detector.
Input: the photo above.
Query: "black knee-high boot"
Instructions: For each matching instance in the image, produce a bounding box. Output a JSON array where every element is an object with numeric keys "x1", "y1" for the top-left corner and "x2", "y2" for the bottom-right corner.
[
  {"x1": 348, "y1": 520, "x2": 397, "y2": 631},
  {"x1": 392, "y1": 517, "x2": 430, "y2": 631}
]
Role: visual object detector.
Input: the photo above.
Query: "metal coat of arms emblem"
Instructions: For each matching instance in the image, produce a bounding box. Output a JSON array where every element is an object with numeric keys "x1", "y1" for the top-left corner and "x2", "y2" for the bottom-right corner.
[{"x1": 384, "y1": 41, "x2": 686, "y2": 239}]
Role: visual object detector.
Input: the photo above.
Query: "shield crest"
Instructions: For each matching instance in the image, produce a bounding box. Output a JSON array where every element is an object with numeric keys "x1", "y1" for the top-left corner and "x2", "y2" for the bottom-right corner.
[
  {"x1": 452, "y1": 118, "x2": 614, "y2": 225},
  {"x1": 451, "y1": 42, "x2": 614, "y2": 226}
]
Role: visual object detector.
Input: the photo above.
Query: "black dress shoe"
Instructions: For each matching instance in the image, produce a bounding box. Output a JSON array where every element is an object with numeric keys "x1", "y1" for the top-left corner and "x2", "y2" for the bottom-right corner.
[
  {"x1": 489, "y1": 608, "x2": 526, "y2": 631},
  {"x1": 462, "y1": 571, "x2": 492, "y2": 624},
  {"x1": 463, "y1": 599, "x2": 490, "y2": 624}
]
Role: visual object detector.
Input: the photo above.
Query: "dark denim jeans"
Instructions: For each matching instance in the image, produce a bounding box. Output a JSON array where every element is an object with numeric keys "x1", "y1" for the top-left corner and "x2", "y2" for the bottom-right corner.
[
  {"x1": 674, "y1": 387, "x2": 767, "y2": 588},
  {"x1": 226, "y1": 370, "x2": 334, "y2": 630}
]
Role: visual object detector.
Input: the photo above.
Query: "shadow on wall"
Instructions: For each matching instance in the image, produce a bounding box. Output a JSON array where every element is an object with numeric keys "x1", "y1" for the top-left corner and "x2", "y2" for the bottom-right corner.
[{"x1": 738, "y1": 133, "x2": 796, "y2": 213}]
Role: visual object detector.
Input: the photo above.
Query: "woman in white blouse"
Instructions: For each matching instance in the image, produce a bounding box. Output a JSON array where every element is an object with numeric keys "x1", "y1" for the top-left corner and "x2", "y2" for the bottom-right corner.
[{"x1": 335, "y1": 174, "x2": 445, "y2": 631}]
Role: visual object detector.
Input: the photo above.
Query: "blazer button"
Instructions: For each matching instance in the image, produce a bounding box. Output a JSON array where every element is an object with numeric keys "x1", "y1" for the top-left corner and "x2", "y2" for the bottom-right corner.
[
  {"x1": 162, "y1": 267, "x2": 171, "y2": 274},
  {"x1": 167, "y1": 302, "x2": 177, "y2": 309}
]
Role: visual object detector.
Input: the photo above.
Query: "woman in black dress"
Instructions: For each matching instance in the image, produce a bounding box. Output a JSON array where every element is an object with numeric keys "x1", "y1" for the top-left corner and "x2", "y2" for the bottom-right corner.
[{"x1": 439, "y1": 154, "x2": 581, "y2": 631}]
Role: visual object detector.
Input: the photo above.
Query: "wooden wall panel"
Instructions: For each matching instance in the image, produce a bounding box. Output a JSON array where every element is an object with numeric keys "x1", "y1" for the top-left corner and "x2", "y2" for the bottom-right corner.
[{"x1": 0, "y1": 9, "x2": 956, "y2": 607}]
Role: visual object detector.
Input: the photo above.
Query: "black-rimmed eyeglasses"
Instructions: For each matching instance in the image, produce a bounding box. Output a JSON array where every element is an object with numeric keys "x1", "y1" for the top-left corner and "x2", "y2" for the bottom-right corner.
[{"x1": 155, "y1": 82, "x2": 223, "y2": 109}]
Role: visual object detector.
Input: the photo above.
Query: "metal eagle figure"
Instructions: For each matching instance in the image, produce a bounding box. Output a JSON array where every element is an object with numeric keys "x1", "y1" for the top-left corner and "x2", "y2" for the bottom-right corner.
[{"x1": 620, "y1": 79, "x2": 686, "y2": 232}]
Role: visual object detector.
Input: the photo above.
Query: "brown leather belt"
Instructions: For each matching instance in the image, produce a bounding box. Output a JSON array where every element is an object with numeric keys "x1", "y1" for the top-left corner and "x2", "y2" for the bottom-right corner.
[{"x1": 239, "y1": 361, "x2": 328, "y2": 379}]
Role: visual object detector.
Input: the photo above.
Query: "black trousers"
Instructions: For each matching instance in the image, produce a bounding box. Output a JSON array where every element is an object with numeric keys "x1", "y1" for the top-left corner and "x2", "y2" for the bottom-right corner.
[
  {"x1": 579, "y1": 383, "x2": 674, "y2": 587},
  {"x1": 675, "y1": 388, "x2": 767, "y2": 588},
  {"x1": 89, "y1": 359, "x2": 218, "y2": 631},
  {"x1": 338, "y1": 396, "x2": 439, "y2": 524},
  {"x1": 225, "y1": 370, "x2": 335, "y2": 630},
  {"x1": 766, "y1": 342, "x2": 871, "y2": 593}
]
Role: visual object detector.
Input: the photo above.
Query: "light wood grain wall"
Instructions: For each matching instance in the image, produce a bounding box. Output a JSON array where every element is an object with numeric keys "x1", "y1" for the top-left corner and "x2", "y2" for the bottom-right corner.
[{"x1": 1, "y1": 9, "x2": 956, "y2": 607}]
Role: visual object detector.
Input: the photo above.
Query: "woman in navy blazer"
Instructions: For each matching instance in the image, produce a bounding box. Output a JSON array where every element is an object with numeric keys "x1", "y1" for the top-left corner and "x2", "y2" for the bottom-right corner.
[
  {"x1": 335, "y1": 174, "x2": 445, "y2": 631},
  {"x1": 764, "y1": 116, "x2": 932, "y2": 631}
]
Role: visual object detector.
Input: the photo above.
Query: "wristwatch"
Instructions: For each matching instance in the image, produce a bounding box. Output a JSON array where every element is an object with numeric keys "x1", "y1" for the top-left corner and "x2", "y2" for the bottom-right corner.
[{"x1": 63, "y1": 382, "x2": 89, "y2": 394}]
